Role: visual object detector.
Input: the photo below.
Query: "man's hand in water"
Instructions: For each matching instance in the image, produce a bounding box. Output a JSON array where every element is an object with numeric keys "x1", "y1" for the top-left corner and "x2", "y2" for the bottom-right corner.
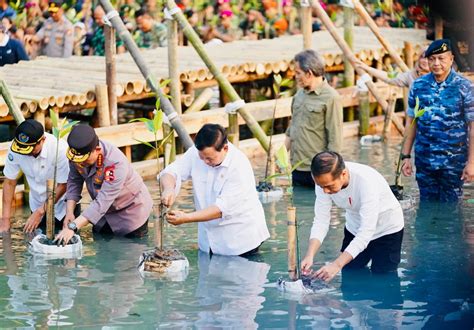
[{"x1": 314, "y1": 263, "x2": 341, "y2": 282}]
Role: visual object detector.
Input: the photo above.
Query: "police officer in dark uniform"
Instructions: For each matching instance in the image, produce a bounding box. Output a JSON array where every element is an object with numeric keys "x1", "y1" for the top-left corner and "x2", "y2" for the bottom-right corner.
[
  {"x1": 401, "y1": 39, "x2": 474, "y2": 202},
  {"x1": 34, "y1": 0, "x2": 73, "y2": 58},
  {"x1": 54, "y1": 125, "x2": 153, "y2": 245}
]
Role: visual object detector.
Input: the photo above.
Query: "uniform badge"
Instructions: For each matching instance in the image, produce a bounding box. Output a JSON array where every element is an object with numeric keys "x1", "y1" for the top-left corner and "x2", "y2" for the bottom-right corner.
[
  {"x1": 18, "y1": 133, "x2": 29, "y2": 143},
  {"x1": 104, "y1": 165, "x2": 115, "y2": 182},
  {"x1": 8, "y1": 153, "x2": 13, "y2": 161},
  {"x1": 96, "y1": 153, "x2": 104, "y2": 167}
]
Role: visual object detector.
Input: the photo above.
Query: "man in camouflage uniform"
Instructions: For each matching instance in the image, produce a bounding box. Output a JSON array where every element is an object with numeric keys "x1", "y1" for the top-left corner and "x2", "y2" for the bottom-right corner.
[
  {"x1": 402, "y1": 39, "x2": 474, "y2": 202},
  {"x1": 34, "y1": 0, "x2": 73, "y2": 58},
  {"x1": 134, "y1": 9, "x2": 167, "y2": 48},
  {"x1": 89, "y1": 6, "x2": 125, "y2": 56}
]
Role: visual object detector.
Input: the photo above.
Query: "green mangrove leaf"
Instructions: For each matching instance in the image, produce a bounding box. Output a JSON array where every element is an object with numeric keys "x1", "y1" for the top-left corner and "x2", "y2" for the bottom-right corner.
[
  {"x1": 264, "y1": 173, "x2": 286, "y2": 182},
  {"x1": 273, "y1": 84, "x2": 279, "y2": 96},
  {"x1": 160, "y1": 79, "x2": 171, "y2": 89},
  {"x1": 281, "y1": 78, "x2": 293, "y2": 88},
  {"x1": 52, "y1": 127, "x2": 60, "y2": 138},
  {"x1": 275, "y1": 145, "x2": 289, "y2": 170},
  {"x1": 133, "y1": 138, "x2": 155, "y2": 149},
  {"x1": 129, "y1": 118, "x2": 154, "y2": 133},
  {"x1": 155, "y1": 98, "x2": 161, "y2": 111},
  {"x1": 286, "y1": 186, "x2": 293, "y2": 195},
  {"x1": 273, "y1": 74, "x2": 282, "y2": 86},
  {"x1": 50, "y1": 109, "x2": 59, "y2": 128},
  {"x1": 290, "y1": 159, "x2": 307, "y2": 173},
  {"x1": 153, "y1": 110, "x2": 163, "y2": 132},
  {"x1": 158, "y1": 130, "x2": 175, "y2": 149}
]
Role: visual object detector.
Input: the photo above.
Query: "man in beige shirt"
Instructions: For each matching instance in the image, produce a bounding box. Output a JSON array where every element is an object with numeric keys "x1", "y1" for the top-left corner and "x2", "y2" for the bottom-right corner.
[{"x1": 285, "y1": 49, "x2": 343, "y2": 187}]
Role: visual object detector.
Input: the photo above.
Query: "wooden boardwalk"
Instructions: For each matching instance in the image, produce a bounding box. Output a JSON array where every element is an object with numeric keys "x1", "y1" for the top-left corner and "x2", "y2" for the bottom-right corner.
[{"x1": 0, "y1": 27, "x2": 428, "y2": 118}]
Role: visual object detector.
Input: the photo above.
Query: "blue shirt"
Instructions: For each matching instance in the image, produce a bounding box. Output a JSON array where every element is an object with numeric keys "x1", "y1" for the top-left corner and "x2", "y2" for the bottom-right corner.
[
  {"x1": 408, "y1": 70, "x2": 474, "y2": 170},
  {"x1": 0, "y1": 6, "x2": 16, "y2": 20}
]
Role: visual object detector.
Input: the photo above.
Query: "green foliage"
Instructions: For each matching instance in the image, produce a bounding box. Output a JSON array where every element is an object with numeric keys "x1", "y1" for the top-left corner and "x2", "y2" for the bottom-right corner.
[
  {"x1": 265, "y1": 145, "x2": 306, "y2": 195},
  {"x1": 413, "y1": 96, "x2": 428, "y2": 119},
  {"x1": 49, "y1": 109, "x2": 79, "y2": 139}
]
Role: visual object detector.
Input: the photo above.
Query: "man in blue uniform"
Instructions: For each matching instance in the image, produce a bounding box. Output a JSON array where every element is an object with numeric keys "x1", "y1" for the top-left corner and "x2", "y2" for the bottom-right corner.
[{"x1": 401, "y1": 39, "x2": 474, "y2": 202}]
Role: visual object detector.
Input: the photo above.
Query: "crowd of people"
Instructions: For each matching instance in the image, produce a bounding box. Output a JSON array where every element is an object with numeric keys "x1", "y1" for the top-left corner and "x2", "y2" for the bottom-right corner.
[{"x1": 0, "y1": 0, "x2": 430, "y2": 65}]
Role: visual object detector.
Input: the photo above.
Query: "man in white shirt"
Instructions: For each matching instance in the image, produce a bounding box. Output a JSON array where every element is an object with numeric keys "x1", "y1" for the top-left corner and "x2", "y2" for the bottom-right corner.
[
  {"x1": 160, "y1": 124, "x2": 270, "y2": 256},
  {"x1": 301, "y1": 151, "x2": 404, "y2": 282},
  {"x1": 0, "y1": 119, "x2": 69, "y2": 233}
]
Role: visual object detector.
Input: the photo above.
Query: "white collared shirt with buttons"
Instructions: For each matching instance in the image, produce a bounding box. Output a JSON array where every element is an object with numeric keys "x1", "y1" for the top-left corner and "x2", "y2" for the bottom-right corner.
[
  {"x1": 161, "y1": 143, "x2": 270, "y2": 256},
  {"x1": 4, "y1": 133, "x2": 69, "y2": 220}
]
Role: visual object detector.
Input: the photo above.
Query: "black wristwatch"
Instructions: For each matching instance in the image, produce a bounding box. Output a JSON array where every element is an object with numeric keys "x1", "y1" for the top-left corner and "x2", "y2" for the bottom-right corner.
[
  {"x1": 67, "y1": 222, "x2": 78, "y2": 233},
  {"x1": 401, "y1": 154, "x2": 411, "y2": 160}
]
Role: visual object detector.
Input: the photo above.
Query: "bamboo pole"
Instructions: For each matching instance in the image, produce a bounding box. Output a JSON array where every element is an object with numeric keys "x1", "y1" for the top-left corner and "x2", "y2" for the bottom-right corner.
[
  {"x1": 287, "y1": 206, "x2": 298, "y2": 281},
  {"x1": 404, "y1": 41, "x2": 414, "y2": 70},
  {"x1": 359, "y1": 91, "x2": 370, "y2": 135},
  {"x1": 95, "y1": 84, "x2": 111, "y2": 127},
  {"x1": 166, "y1": 17, "x2": 180, "y2": 163},
  {"x1": 185, "y1": 88, "x2": 213, "y2": 113},
  {"x1": 0, "y1": 80, "x2": 25, "y2": 124},
  {"x1": 105, "y1": 25, "x2": 118, "y2": 125},
  {"x1": 34, "y1": 110, "x2": 45, "y2": 128},
  {"x1": 343, "y1": 5, "x2": 355, "y2": 122},
  {"x1": 382, "y1": 94, "x2": 396, "y2": 139},
  {"x1": 166, "y1": 0, "x2": 269, "y2": 151},
  {"x1": 301, "y1": 1, "x2": 312, "y2": 50},
  {"x1": 350, "y1": 0, "x2": 409, "y2": 73},
  {"x1": 46, "y1": 179, "x2": 55, "y2": 240},
  {"x1": 99, "y1": 0, "x2": 193, "y2": 149},
  {"x1": 309, "y1": 0, "x2": 404, "y2": 135}
]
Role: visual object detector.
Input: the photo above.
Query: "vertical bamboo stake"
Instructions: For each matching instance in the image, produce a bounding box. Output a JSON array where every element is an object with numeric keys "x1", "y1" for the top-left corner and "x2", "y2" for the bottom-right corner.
[
  {"x1": 434, "y1": 14, "x2": 443, "y2": 39},
  {"x1": 287, "y1": 206, "x2": 298, "y2": 280},
  {"x1": 95, "y1": 84, "x2": 111, "y2": 127},
  {"x1": 0, "y1": 80, "x2": 25, "y2": 124},
  {"x1": 309, "y1": 0, "x2": 404, "y2": 134},
  {"x1": 104, "y1": 25, "x2": 118, "y2": 125},
  {"x1": 46, "y1": 179, "x2": 55, "y2": 240},
  {"x1": 34, "y1": 110, "x2": 45, "y2": 128},
  {"x1": 166, "y1": 18, "x2": 180, "y2": 163},
  {"x1": 185, "y1": 88, "x2": 213, "y2": 113},
  {"x1": 359, "y1": 91, "x2": 370, "y2": 135},
  {"x1": 166, "y1": 0, "x2": 269, "y2": 151},
  {"x1": 404, "y1": 41, "x2": 414, "y2": 69},
  {"x1": 350, "y1": 0, "x2": 409, "y2": 73},
  {"x1": 301, "y1": 1, "x2": 312, "y2": 50},
  {"x1": 343, "y1": 6, "x2": 355, "y2": 121},
  {"x1": 99, "y1": 0, "x2": 193, "y2": 149},
  {"x1": 382, "y1": 95, "x2": 396, "y2": 139}
]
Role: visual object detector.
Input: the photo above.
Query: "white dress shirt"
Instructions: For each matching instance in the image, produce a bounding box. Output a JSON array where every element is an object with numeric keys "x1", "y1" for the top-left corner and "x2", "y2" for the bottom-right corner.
[
  {"x1": 310, "y1": 162, "x2": 404, "y2": 258},
  {"x1": 161, "y1": 143, "x2": 270, "y2": 256},
  {"x1": 4, "y1": 133, "x2": 69, "y2": 220}
]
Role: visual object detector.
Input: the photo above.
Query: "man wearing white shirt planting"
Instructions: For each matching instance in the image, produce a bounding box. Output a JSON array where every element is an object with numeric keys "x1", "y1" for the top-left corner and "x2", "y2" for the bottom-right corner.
[
  {"x1": 301, "y1": 151, "x2": 404, "y2": 282},
  {"x1": 160, "y1": 124, "x2": 270, "y2": 257}
]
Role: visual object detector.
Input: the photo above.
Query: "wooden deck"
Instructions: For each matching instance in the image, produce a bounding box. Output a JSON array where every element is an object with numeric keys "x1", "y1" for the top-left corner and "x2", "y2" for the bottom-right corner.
[{"x1": 0, "y1": 27, "x2": 428, "y2": 118}]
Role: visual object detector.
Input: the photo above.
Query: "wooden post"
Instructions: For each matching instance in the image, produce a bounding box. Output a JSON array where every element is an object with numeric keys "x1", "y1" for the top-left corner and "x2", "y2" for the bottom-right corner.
[
  {"x1": 343, "y1": 5, "x2": 355, "y2": 121},
  {"x1": 350, "y1": 0, "x2": 409, "y2": 73},
  {"x1": 0, "y1": 80, "x2": 25, "y2": 124},
  {"x1": 99, "y1": 0, "x2": 193, "y2": 149},
  {"x1": 404, "y1": 41, "x2": 414, "y2": 69},
  {"x1": 434, "y1": 14, "x2": 443, "y2": 39},
  {"x1": 121, "y1": 146, "x2": 132, "y2": 162},
  {"x1": 358, "y1": 91, "x2": 370, "y2": 135},
  {"x1": 301, "y1": 1, "x2": 312, "y2": 50},
  {"x1": 46, "y1": 179, "x2": 55, "y2": 240},
  {"x1": 95, "y1": 84, "x2": 111, "y2": 127},
  {"x1": 287, "y1": 206, "x2": 298, "y2": 280},
  {"x1": 185, "y1": 88, "x2": 213, "y2": 113},
  {"x1": 34, "y1": 110, "x2": 45, "y2": 128},
  {"x1": 104, "y1": 25, "x2": 118, "y2": 125},
  {"x1": 166, "y1": 0, "x2": 270, "y2": 151},
  {"x1": 166, "y1": 18, "x2": 181, "y2": 163},
  {"x1": 309, "y1": 0, "x2": 404, "y2": 135},
  {"x1": 382, "y1": 94, "x2": 396, "y2": 139}
]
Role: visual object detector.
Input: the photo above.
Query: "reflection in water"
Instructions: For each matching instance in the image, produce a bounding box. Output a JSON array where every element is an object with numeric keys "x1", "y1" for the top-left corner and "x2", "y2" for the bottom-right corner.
[
  {"x1": 0, "y1": 137, "x2": 473, "y2": 327},
  {"x1": 195, "y1": 251, "x2": 270, "y2": 328}
]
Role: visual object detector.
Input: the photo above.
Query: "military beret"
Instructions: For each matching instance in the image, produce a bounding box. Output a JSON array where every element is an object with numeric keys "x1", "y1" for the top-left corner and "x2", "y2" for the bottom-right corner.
[
  {"x1": 425, "y1": 39, "x2": 452, "y2": 57},
  {"x1": 67, "y1": 124, "x2": 99, "y2": 163}
]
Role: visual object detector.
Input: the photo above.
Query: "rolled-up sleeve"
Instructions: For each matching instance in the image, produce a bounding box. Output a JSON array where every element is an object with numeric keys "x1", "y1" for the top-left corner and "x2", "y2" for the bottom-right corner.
[
  {"x1": 325, "y1": 94, "x2": 343, "y2": 153},
  {"x1": 344, "y1": 183, "x2": 380, "y2": 258},
  {"x1": 65, "y1": 163, "x2": 84, "y2": 202},
  {"x1": 159, "y1": 147, "x2": 195, "y2": 195},
  {"x1": 82, "y1": 161, "x2": 126, "y2": 224},
  {"x1": 309, "y1": 186, "x2": 333, "y2": 243},
  {"x1": 3, "y1": 151, "x2": 21, "y2": 180}
]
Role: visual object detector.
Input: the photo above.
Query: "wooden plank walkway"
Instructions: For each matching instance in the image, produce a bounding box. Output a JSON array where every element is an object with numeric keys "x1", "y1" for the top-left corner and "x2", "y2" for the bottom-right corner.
[{"x1": 0, "y1": 27, "x2": 428, "y2": 118}]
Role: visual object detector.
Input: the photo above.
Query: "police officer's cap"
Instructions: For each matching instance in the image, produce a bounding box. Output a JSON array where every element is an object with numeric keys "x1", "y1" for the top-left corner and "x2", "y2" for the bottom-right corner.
[
  {"x1": 48, "y1": 0, "x2": 63, "y2": 13},
  {"x1": 11, "y1": 119, "x2": 44, "y2": 155},
  {"x1": 425, "y1": 39, "x2": 452, "y2": 57},
  {"x1": 67, "y1": 124, "x2": 99, "y2": 163}
]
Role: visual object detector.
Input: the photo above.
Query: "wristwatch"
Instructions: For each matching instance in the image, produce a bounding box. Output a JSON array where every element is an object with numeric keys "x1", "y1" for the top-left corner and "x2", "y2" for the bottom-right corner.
[
  {"x1": 67, "y1": 222, "x2": 78, "y2": 233},
  {"x1": 401, "y1": 154, "x2": 411, "y2": 160}
]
